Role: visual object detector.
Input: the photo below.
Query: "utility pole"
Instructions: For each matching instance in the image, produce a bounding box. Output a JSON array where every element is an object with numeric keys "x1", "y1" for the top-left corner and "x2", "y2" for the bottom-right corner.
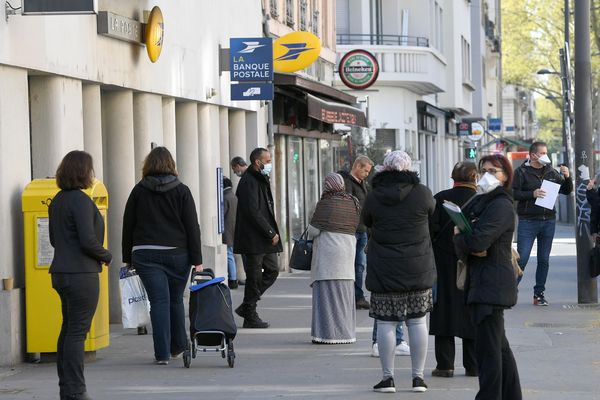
[
  {"x1": 565, "y1": 0, "x2": 570, "y2": 47},
  {"x1": 574, "y1": 0, "x2": 598, "y2": 304}
]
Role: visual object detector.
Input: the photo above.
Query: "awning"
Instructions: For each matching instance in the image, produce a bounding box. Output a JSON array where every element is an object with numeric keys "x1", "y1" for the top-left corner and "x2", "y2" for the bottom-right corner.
[{"x1": 306, "y1": 93, "x2": 367, "y2": 127}]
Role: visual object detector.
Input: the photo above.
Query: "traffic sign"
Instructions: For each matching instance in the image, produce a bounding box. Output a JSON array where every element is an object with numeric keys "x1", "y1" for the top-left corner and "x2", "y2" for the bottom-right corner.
[
  {"x1": 231, "y1": 82, "x2": 274, "y2": 101},
  {"x1": 469, "y1": 122, "x2": 484, "y2": 142},
  {"x1": 229, "y1": 38, "x2": 273, "y2": 82}
]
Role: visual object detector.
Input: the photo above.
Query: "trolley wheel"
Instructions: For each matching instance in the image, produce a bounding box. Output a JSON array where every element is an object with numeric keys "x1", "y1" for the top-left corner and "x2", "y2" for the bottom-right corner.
[
  {"x1": 183, "y1": 350, "x2": 191, "y2": 368},
  {"x1": 227, "y1": 339, "x2": 235, "y2": 368},
  {"x1": 191, "y1": 342, "x2": 197, "y2": 358},
  {"x1": 221, "y1": 349, "x2": 226, "y2": 358}
]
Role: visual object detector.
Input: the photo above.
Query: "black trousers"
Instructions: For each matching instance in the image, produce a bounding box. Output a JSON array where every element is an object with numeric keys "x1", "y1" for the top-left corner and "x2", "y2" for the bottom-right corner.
[
  {"x1": 241, "y1": 253, "x2": 279, "y2": 308},
  {"x1": 434, "y1": 335, "x2": 477, "y2": 372},
  {"x1": 51, "y1": 273, "x2": 99, "y2": 397},
  {"x1": 475, "y1": 309, "x2": 522, "y2": 400}
]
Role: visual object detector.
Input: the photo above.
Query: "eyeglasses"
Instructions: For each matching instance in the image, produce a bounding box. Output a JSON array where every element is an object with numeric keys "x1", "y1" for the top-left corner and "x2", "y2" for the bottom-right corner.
[{"x1": 480, "y1": 168, "x2": 504, "y2": 175}]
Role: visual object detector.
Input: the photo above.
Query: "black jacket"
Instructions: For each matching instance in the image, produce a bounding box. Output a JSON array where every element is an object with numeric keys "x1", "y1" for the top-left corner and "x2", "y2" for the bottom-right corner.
[
  {"x1": 513, "y1": 162, "x2": 573, "y2": 219},
  {"x1": 233, "y1": 168, "x2": 282, "y2": 254},
  {"x1": 122, "y1": 175, "x2": 202, "y2": 265},
  {"x1": 587, "y1": 188, "x2": 600, "y2": 234},
  {"x1": 222, "y1": 187, "x2": 237, "y2": 246},
  {"x1": 363, "y1": 170, "x2": 436, "y2": 293},
  {"x1": 49, "y1": 190, "x2": 112, "y2": 274},
  {"x1": 453, "y1": 187, "x2": 518, "y2": 307},
  {"x1": 338, "y1": 170, "x2": 368, "y2": 233}
]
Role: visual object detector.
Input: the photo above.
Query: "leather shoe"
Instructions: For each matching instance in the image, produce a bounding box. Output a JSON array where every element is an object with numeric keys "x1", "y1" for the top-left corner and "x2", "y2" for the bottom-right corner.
[
  {"x1": 431, "y1": 368, "x2": 454, "y2": 377},
  {"x1": 61, "y1": 393, "x2": 92, "y2": 400},
  {"x1": 243, "y1": 317, "x2": 269, "y2": 328},
  {"x1": 355, "y1": 298, "x2": 370, "y2": 310},
  {"x1": 228, "y1": 280, "x2": 239, "y2": 289}
]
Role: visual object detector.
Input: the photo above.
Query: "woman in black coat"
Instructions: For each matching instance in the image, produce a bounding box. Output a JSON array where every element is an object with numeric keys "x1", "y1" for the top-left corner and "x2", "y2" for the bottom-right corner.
[
  {"x1": 49, "y1": 151, "x2": 112, "y2": 400},
  {"x1": 363, "y1": 150, "x2": 436, "y2": 394},
  {"x1": 453, "y1": 154, "x2": 522, "y2": 400},
  {"x1": 429, "y1": 162, "x2": 478, "y2": 378}
]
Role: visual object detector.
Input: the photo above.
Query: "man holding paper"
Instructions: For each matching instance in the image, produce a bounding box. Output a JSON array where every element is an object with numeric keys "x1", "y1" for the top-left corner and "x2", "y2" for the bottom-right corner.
[{"x1": 512, "y1": 141, "x2": 572, "y2": 306}]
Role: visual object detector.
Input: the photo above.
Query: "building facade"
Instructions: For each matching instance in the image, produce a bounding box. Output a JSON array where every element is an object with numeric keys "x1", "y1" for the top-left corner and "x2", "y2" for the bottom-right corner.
[{"x1": 0, "y1": 1, "x2": 270, "y2": 366}]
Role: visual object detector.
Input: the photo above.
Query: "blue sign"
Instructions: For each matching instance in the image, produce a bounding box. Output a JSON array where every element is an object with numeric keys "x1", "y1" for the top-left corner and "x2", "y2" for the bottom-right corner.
[
  {"x1": 488, "y1": 118, "x2": 502, "y2": 132},
  {"x1": 230, "y1": 37, "x2": 273, "y2": 82},
  {"x1": 231, "y1": 82, "x2": 274, "y2": 101}
]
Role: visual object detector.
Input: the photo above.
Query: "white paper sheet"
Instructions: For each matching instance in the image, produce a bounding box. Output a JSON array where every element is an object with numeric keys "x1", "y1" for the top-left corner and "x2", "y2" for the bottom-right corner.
[{"x1": 534, "y1": 180, "x2": 561, "y2": 210}]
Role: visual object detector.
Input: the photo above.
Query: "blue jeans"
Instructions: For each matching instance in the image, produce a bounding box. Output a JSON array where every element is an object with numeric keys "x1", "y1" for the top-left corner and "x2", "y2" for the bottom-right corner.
[
  {"x1": 372, "y1": 319, "x2": 405, "y2": 345},
  {"x1": 227, "y1": 246, "x2": 237, "y2": 281},
  {"x1": 516, "y1": 218, "x2": 556, "y2": 296},
  {"x1": 133, "y1": 249, "x2": 189, "y2": 361},
  {"x1": 354, "y1": 232, "x2": 368, "y2": 301}
]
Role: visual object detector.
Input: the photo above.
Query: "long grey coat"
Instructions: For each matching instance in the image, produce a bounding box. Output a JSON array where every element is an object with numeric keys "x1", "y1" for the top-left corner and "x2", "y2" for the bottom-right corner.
[{"x1": 308, "y1": 225, "x2": 356, "y2": 285}]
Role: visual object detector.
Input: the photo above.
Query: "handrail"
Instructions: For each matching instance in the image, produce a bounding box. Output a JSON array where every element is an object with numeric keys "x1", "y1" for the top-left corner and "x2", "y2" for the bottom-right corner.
[{"x1": 336, "y1": 34, "x2": 429, "y2": 47}]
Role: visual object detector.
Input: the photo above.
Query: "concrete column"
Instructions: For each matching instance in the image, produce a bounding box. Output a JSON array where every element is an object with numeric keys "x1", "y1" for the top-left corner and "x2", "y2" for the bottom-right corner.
[
  {"x1": 162, "y1": 98, "x2": 177, "y2": 159},
  {"x1": 102, "y1": 90, "x2": 136, "y2": 323},
  {"x1": 29, "y1": 76, "x2": 84, "y2": 178},
  {"x1": 133, "y1": 93, "x2": 163, "y2": 181},
  {"x1": 82, "y1": 84, "x2": 104, "y2": 181},
  {"x1": 219, "y1": 107, "x2": 230, "y2": 173},
  {"x1": 0, "y1": 66, "x2": 31, "y2": 366},
  {"x1": 245, "y1": 111, "x2": 260, "y2": 155},
  {"x1": 228, "y1": 110, "x2": 247, "y2": 187},
  {"x1": 198, "y1": 104, "x2": 227, "y2": 278},
  {"x1": 175, "y1": 102, "x2": 200, "y2": 216}
]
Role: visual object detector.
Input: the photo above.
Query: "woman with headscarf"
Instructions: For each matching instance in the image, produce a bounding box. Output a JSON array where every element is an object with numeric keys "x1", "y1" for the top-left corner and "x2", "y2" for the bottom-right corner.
[
  {"x1": 429, "y1": 162, "x2": 479, "y2": 378},
  {"x1": 308, "y1": 172, "x2": 361, "y2": 344},
  {"x1": 363, "y1": 150, "x2": 436, "y2": 393}
]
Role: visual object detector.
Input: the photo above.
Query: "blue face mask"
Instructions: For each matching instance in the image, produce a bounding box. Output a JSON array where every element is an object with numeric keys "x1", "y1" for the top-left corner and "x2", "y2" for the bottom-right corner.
[{"x1": 261, "y1": 163, "x2": 273, "y2": 176}]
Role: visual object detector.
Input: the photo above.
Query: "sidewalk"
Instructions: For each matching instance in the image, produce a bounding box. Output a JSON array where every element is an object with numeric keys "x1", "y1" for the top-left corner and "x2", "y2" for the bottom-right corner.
[{"x1": 1, "y1": 232, "x2": 599, "y2": 399}]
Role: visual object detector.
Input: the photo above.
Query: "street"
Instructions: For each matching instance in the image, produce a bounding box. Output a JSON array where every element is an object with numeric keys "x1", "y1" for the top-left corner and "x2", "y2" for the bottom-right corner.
[{"x1": 1, "y1": 225, "x2": 599, "y2": 399}]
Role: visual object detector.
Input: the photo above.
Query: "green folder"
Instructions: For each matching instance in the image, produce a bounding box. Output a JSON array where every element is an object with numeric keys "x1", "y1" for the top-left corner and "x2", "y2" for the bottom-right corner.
[{"x1": 442, "y1": 200, "x2": 473, "y2": 234}]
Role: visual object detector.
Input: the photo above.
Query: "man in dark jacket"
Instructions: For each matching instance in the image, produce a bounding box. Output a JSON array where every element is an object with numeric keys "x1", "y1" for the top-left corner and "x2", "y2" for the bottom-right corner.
[
  {"x1": 512, "y1": 141, "x2": 572, "y2": 306},
  {"x1": 338, "y1": 155, "x2": 373, "y2": 309},
  {"x1": 223, "y1": 177, "x2": 238, "y2": 289},
  {"x1": 233, "y1": 148, "x2": 282, "y2": 328}
]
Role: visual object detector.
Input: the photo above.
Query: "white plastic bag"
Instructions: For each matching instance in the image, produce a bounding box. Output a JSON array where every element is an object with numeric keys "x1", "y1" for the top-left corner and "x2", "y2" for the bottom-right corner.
[{"x1": 119, "y1": 266, "x2": 151, "y2": 329}]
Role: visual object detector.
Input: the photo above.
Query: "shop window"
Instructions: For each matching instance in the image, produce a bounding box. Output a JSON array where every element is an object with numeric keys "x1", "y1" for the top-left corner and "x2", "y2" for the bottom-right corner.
[
  {"x1": 300, "y1": 0, "x2": 307, "y2": 31},
  {"x1": 270, "y1": 0, "x2": 279, "y2": 18},
  {"x1": 304, "y1": 138, "x2": 319, "y2": 219},
  {"x1": 287, "y1": 136, "x2": 305, "y2": 243},
  {"x1": 286, "y1": 0, "x2": 295, "y2": 27}
]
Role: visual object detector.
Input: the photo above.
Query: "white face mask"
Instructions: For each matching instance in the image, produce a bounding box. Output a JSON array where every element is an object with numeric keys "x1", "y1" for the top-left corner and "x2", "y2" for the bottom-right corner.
[
  {"x1": 537, "y1": 154, "x2": 551, "y2": 165},
  {"x1": 476, "y1": 172, "x2": 501, "y2": 194},
  {"x1": 261, "y1": 163, "x2": 273, "y2": 176}
]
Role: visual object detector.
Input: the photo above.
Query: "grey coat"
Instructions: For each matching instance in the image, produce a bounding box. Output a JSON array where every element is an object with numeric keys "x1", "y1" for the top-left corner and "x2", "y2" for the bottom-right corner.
[
  {"x1": 222, "y1": 187, "x2": 237, "y2": 246},
  {"x1": 308, "y1": 225, "x2": 356, "y2": 285}
]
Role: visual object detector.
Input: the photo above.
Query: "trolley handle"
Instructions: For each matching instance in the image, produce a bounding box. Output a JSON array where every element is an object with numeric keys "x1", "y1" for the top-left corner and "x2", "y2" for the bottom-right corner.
[{"x1": 191, "y1": 268, "x2": 215, "y2": 283}]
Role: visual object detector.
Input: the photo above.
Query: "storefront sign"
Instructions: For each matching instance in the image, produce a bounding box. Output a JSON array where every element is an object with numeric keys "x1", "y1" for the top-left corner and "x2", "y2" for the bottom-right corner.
[
  {"x1": 145, "y1": 6, "x2": 164, "y2": 63},
  {"x1": 97, "y1": 11, "x2": 142, "y2": 43},
  {"x1": 488, "y1": 117, "x2": 502, "y2": 132},
  {"x1": 338, "y1": 49, "x2": 379, "y2": 90},
  {"x1": 469, "y1": 122, "x2": 485, "y2": 142},
  {"x1": 23, "y1": 0, "x2": 96, "y2": 14},
  {"x1": 230, "y1": 37, "x2": 273, "y2": 82},
  {"x1": 307, "y1": 94, "x2": 367, "y2": 127},
  {"x1": 273, "y1": 31, "x2": 321, "y2": 73},
  {"x1": 231, "y1": 82, "x2": 274, "y2": 101}
]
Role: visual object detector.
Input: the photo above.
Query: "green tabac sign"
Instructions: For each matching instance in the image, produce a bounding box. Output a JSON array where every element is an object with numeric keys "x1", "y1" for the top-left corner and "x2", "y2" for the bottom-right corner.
[{"x1": 339, "y1": 49, "x2": 379, "y2": 90}]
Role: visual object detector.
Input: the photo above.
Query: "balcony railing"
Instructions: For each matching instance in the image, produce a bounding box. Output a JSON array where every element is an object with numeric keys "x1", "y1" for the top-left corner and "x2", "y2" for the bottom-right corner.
[{"x1": 337, "y1": 34, "x2": 429, "y2": 47}]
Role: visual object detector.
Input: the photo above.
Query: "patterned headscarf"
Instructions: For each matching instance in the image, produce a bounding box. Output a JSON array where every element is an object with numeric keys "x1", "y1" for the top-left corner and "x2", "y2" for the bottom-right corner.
[
  {"x1": 380, "y1": 150, "x2": 412, "y2": 172},
  {"x1": 323, "y1": 172, "x2": 345, "y2": 194}
]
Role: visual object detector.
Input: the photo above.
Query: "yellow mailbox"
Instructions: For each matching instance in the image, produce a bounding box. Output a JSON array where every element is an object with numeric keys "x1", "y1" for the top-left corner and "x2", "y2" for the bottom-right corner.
[{"x1": 22, "y1": 179, "x2": 110, "y2": 353}]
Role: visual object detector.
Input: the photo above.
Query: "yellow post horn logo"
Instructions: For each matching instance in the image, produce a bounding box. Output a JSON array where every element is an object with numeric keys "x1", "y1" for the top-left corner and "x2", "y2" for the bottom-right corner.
[
  {"x1": 145, "y1": 6, "x2": 164, "y2": 63},
  {"x1": 273, "y1": 31, "x2": 321, "y2": 73}
]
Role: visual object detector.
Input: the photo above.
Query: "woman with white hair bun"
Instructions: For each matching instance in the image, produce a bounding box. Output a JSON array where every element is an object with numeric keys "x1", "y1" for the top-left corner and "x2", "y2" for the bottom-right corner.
[{"x1": 362, "y1": 150, "x2": 436, "y2": 393}]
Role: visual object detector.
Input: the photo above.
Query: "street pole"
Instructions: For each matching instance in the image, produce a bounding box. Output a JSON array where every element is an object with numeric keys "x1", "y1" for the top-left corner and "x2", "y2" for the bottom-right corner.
[
  {"x1": 559, "y1": 49, "x2": 575, "y2": 224},
  {"x1": 565, "y1": 0, "x2": 569, "y2": 47},
  {"x1": 574, "y1": 0, "x2": 598, "y2": 304}
]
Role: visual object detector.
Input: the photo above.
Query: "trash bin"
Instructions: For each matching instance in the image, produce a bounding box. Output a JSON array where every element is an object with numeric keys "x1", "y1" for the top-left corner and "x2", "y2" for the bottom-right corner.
[{"x1": 22, "y1": 179, "x2": 110, "y2": 354}]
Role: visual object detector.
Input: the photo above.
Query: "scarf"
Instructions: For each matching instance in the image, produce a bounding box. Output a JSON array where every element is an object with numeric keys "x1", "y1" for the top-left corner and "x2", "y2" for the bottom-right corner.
[
  {"x1": 453, "y1": 181, "x2": 477, "y2": 190},
  {"x1": 310, "y1": 173, "x2": 361, "y2": 235}
]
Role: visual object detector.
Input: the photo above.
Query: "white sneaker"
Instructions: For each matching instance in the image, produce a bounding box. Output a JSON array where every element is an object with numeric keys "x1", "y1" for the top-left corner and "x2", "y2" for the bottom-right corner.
[
  {"x1": 395, "y1": 341, "x2": 411, "y2": 356},
  {"x1": 371, "y1": 343, "x2": 379, "y2": 357}
]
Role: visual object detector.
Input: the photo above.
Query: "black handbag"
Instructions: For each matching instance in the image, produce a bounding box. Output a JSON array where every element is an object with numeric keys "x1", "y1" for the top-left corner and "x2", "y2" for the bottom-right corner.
[
  {"x1": 289, "y1": 227, "x2": 313, "y2": 271},
  {"x1": 590, "y1": 238, "x2": 600, "y2": 278}
]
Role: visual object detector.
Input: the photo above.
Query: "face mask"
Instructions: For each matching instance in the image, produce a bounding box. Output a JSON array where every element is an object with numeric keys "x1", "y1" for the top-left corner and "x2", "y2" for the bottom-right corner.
[
  {"x1": 537, "y1": 154, "x2": 551, "y2": 165},
  {"x1": 261, "y1": 163, "x2": 273, "y2": 176},
  {"x1": 476, "y1": 172, "x2": 501, "y2": 194}
]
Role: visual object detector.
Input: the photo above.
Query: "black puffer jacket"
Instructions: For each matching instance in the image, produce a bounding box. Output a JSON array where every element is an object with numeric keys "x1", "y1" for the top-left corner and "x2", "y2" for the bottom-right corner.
[
  {"x1": 363, "y1": 170, "x2": 436, "y2": 293},
  {"x1": 453, "y1": 187, "x2": 517, "y2": 307},
  {"x1": 338, "y1": 170, "x2": 369, "y2": 233}
]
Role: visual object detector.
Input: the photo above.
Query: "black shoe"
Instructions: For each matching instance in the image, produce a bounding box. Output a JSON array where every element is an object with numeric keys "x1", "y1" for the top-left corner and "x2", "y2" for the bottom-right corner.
[
  {"x1": 412, "y1": 377, "x2": 428, "y2": 392},
  {"x1": 228, "y1": 280, "x2": 239, "y2": 289},
  {"x1": 356, "y1": 298, "x2": 370, "y2": 310},
  {"x1": 243, "y1": 316, "x2": 269, "y2": 329},
  {"x1": 432, "y1": 368, "x2": 454, "y2": 378},
  {"x1": 62, "y1": 393, "x2": 92, "y2": 400},
  {"x1": 465, "y1": 369, "x2": 479, "y2": 377},
  {"x1": 238, "y1": 279, "x2": 246, "y2": 286},
  {"x1": 373, "y1": 377, "x2": 395, "y2": 393},
  {"x1": 533, "y1": 293, "x2": 549, "y2": 306},
  {"x1": 137, "y1": 326, "x2": 148, "y2": 335}
]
